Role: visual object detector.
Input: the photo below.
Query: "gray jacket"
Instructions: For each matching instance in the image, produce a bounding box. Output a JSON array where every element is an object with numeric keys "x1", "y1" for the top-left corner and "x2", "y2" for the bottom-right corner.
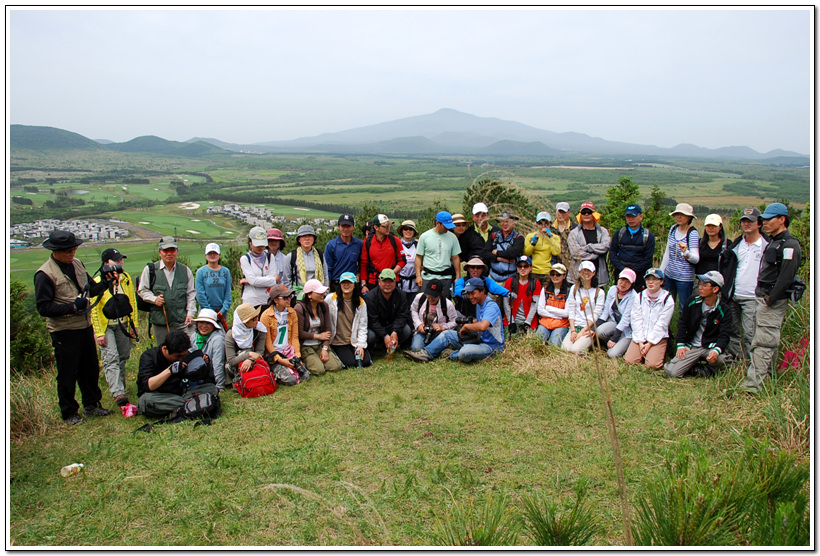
[{"x1": 567, "y1": 223, "x2": 611, "y2": 286}]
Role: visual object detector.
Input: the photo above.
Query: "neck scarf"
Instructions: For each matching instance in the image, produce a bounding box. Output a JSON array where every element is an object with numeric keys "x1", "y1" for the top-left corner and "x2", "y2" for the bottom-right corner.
[
  {"x1": 296, "y1": 247, "x2": 324, "y2": 285},
  {"x1": 232, "y1": 308, "x2": 267, "y2": 349}
]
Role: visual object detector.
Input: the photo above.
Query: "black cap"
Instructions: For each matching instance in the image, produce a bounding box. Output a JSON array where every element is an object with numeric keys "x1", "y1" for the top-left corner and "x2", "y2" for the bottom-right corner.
[
  {"x1": 339, "y1": 213, "x2": 355, "y2": 226},
  {"x1": 424, "y1": 279, "x2": 445, "y2": 298},
  {"x1": 101, "y1": 248, "x2": 126, "y2": 262}
]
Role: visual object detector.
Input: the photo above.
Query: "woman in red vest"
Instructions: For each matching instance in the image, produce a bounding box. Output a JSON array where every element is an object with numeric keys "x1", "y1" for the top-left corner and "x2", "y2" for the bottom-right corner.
[{"x1": 504, "y1": 256, "x2": 542, "y2": 335}]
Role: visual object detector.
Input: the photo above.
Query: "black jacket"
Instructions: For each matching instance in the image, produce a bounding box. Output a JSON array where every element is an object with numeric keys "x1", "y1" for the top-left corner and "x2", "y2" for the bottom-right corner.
[
  {"x1": 458, "y1": 227, "x2": 489, "y2": 265},
  {"x1": 364, "y1": 287, "x2": 411, "y2": 339},
  {"x1": 756, "y1": 230, "x2": 802, "y2": 303},
  {"x1": 608, "y1": 226, "x2": 655, "y2": 276},
  {"x1": 675, "y1": 295, "x2": 733, "y2": 354},
  {"x1": 137, "y1": 346, "x2": 215, "y2": 397}
]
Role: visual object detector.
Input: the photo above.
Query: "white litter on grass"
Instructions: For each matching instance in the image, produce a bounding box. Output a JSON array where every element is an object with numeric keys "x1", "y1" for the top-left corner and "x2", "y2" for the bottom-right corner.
[
  {"x1": 178, "y1": 202, "x2": 200, "y2": 210},
  {"x1": 293, "y1": 207, "x2": 309, "y2": 211},
  {"x1": 139, "y1": 221, "x2": 150, "y2": 224},
  {"x1": 186, "y1": 230, "x2": 200, "y2": 234},
  {"x1": 191, "y1": 219, "x2": 200, "y2": 222},
  {"x1": 153, "y1": 188, "x2": 159, "y2": 191}
]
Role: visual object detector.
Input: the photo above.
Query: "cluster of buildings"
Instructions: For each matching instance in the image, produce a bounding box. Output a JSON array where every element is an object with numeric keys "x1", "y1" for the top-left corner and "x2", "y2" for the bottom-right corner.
[
  {"x1": 9, "y1": 219, "x2": 130, "y2": 246},
  {"x1": 206, "y1": 203, "x2": 338, "y2": 234}
]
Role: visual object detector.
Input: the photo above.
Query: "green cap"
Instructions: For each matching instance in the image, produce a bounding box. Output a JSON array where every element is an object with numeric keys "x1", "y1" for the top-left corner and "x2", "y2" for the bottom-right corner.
[{"x1": 379, "y1": 268, "x2": 396, "y2": 281}]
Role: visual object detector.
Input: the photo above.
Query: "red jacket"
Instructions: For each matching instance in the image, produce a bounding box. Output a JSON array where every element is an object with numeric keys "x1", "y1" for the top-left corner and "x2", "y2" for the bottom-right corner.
[
  {"x1": 360, "y1": 234, "x2": 405, "y2": 286},
  {"x1": 504, "y1": 276, "x2": 542, "y2": 329}
]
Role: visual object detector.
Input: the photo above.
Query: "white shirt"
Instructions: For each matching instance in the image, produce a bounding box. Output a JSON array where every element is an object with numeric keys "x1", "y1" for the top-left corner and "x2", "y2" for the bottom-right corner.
[{"x1": 734, "y1": 236, "x2": 765, "y2": 299}]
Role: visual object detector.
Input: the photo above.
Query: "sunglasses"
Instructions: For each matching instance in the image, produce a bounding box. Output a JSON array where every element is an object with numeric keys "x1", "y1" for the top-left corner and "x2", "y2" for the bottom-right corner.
[
  {"x1": 454, "y1": 222, "x2": 468, "y2": 227},
  {"x1": 580, "y1": 210, "x2": 593, "y2": 215},
  {"x1": 549, "y1": 272, "x2": 563, "y2": 277}
]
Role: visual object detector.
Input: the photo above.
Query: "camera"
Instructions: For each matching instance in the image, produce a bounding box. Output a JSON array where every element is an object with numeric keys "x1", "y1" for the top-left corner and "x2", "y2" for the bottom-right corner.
[
  {"x1": 424, "y1": 325, "x2": 435, "y2": 345},
  {"x1": 454, "y1": 316, "x2": 480, "y2": 345},
  {"x1": 455, "y1": 316, "x2": 473, "y2": 325},
  {"x1": 102, "y1": 263, "x2": 123, "y2": 279}
]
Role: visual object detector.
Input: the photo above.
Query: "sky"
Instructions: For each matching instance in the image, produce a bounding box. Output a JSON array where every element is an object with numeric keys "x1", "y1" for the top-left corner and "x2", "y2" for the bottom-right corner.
[{"x1": 8, "y1": 7, "x2": 812, "y2": 154}]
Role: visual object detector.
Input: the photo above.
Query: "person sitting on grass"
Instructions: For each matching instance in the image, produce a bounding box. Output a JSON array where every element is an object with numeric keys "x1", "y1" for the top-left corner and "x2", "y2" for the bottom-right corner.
[
  {"x1": 190, "y1": 308, "x2": 226, "y2": 391},
  {"x1": 623, "y1": 268, "x2": 675, "y2": 370},
  {"x1": 504, "y1": 255, "x2": 542, "y2": 335},
  {"x1": 325, "y1": 272, "x2": 372, "y2": 368},
  {"x1": 452, "y1": 256, "x2": 509, "y2": 319},
  {"x1": 404, "y1": 277, "x2": 505, "y2": 364},
  {"x1": 137, "y1": 329, "x2": 217, "y2": 418},
  {"x1": 536, "y1": 263, "x2": 571, "y2": 347},
  {"x1": 365, "y1": 269, "x2": 413, "y2": 356},
  {"x1": 295, "y1": 279, "x2": 343, "y2": 376},
  {"x1": 594, "y1": 268, "x2": 638, "y2": 359},
  {"x1": 664, "y1": 270, "x2": 733, "y2": 379},
  {"x1": 561, "y1": 261, "x2": 605, "y2": 355},
  {"x1": 260, "y1": 285, "x2": 304, "y2": 385},
  {"x1": 409, "y1": 279, "x2": 459, "y2": 353},
  {"x1": 224, "y1": 303, "x2": 267, "y2": 388}
]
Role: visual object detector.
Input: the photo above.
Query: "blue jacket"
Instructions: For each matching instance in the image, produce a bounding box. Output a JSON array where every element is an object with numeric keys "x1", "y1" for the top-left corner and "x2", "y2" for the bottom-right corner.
[
  {"x1": 453, "y1": 276, "x2": 510, "y2": 298},
  {"x1": 195, "y1": 265, "x2": 232, "y2": 315},
  {"x1": 324, "y1": 236, "x2": 364, "y2": 281}
]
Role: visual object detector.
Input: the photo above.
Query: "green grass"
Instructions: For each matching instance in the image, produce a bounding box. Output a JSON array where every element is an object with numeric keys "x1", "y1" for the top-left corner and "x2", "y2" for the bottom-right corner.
[{"x1": 9, "y1": 333, "x2": 805, "y2": 546}]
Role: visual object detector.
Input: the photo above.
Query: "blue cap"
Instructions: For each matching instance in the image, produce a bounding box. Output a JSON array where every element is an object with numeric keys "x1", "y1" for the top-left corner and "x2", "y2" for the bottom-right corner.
[
  {"x1": 516, "y1": 255, "x2": 533, "y2": 266},
  {"x1": 625, "y1": 204, "x2": 643, "y2": 216},
  {"x1": 536, "y1": 211, "x2": 552, "y2": 222},
  {"x1": 644, "y1": 268, "x2": 665, "y2": 281},
  {"x1": 339, "y1": 272, "x2": 357, "y2": 283},
  {"x1": 761, "y1": 202, "x2": 789, "y2": 220},
  {"x1": 463, "y1": 277, "x2": 486, "y2": 292},
  {"x1": 436, "y1": 211, "x2": 455, "y2": 230}
]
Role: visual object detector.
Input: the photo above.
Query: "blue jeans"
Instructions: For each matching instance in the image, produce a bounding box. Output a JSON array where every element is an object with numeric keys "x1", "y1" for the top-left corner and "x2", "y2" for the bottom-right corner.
[
  {"x1": 665, "y1": 277, "x2": 694, "y2": 315},
  {"x1": 411, "y1": 331, "x2": 431, "y2": 351},
  {"x1": 536, "y1": 325, "x2": 569, "y2": 347},
  {"x1": 425, "y1": 330, "x2": 498, "y2": 362}
]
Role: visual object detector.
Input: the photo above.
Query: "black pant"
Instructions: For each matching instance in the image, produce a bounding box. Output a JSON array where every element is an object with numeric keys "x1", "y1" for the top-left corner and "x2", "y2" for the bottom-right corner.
[
  {"x1": 330, "y1": 344, "x2": 372, "y2": 368},
  {"x1": 50, "y1": 327, "x2": 103, "y2": 419}
]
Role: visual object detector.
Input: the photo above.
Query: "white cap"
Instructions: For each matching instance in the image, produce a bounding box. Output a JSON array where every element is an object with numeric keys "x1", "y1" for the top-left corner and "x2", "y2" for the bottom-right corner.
[
  {"x1": 579, "y1": 261, "x2": 596, "y2": 273},
  {"x1": 556, "y1": 202, "x2": 570, "y2": 212},
  {"x1": 472, "y1": 202, "x2": 489, "y2": 215},
  {"x1": 205, "y1": 242, "x2": 220, "y2": 255}
]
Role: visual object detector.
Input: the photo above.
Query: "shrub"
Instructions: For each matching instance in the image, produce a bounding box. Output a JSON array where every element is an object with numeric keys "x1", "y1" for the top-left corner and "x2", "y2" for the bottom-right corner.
[
  {"x1": 10, "y1": 280, "x2": 54, "y2": 374},
  {"x1": 431, "y1": 492, "x2": 521, "y2": 546},
  {"x1": 10, "y1": 370, "x2": 57, "y2": 441},
  {"x1": 521, "y1": 480, "x2": 598, "y2": 546}
]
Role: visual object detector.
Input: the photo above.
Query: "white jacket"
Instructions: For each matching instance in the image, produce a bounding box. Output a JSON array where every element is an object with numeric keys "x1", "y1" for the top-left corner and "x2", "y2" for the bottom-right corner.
[
  {"x1": 599, "y1": 286, "x2": 637, "y2": 339},
  {"x1": 410, "y1": 292, "x2": 458, "y2": 331},
  {"x1": 566, "y1": 284, "x2": 605, "y2": 328},
  {"x1": 240, "y1": 251, "x2": 278, "y2": 307},
  {"x1": 630, "y1": 289, "x2": 675, "y2": 345},
  {"x1": 324, "y1": 292, "x2": 368, "y2": 349}
]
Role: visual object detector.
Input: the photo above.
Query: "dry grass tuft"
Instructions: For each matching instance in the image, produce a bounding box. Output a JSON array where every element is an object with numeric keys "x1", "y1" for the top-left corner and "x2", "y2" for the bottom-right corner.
[
  {"x1": 10, "y1": 370, "x2": 59, "y2": 442},
  {"x1": 491, "y1": 333, "x2": 618, "y2": 383}
]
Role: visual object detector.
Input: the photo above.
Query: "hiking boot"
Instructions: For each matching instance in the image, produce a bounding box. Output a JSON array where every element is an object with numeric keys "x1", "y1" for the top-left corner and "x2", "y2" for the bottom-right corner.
[
  {"x1": 83, "y1": 404, "x2": 114, "y2": 417},
  {"x1": 63, "y1": 414, "x2": 82, "y2": 426},
  {"x1": 404, "y1": 349, "x2": 432, "y2": 363},
  {"x1": 114, "y1": 396, "x2": 129, "y2": 407},
  {"x1": 440, "y1": 348, "x2": 456, "y2": 360}
]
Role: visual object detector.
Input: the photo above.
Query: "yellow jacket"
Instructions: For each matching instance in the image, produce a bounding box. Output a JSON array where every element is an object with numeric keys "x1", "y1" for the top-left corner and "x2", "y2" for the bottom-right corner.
[
  {"x1": 90, "y1": 272, "x2": 139, "y2": 338},
  {"x1": 523, "y1": 231, "x2": 561, "y2": 275}
]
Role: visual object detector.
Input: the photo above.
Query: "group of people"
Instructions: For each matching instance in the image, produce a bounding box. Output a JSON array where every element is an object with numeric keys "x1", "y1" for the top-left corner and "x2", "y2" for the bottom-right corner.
[{"x1": 34, "y1": 198, "x2": 802, "y2": 425}]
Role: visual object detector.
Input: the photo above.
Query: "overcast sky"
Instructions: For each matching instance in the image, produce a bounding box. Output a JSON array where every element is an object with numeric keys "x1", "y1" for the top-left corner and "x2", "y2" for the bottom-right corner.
[{"x1": 8, "y1": 8, "x2": 812, "y2": 154}]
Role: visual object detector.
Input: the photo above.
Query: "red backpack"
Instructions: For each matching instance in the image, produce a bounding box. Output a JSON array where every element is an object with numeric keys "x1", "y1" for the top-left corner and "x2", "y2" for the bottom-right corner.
[{"x1": 234, "y1": 358, "x2": 277, "y2": 398}]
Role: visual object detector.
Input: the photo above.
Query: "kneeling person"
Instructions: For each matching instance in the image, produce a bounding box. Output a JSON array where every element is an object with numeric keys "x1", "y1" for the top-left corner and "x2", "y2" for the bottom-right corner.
[
  {"x1": 405, "y1": 278, "x2": 504, "y2": 363},
  {"x1": 137, "y1": 329, "x2": 218, "y2": 418},
  {"x1": 664, "y1": 271, "x2": 733, "y2": 378}
]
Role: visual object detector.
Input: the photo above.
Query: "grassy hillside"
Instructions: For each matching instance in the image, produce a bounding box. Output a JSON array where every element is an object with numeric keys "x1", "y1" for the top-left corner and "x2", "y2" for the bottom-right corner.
[
  {"x1": 9, "y1": 331, "x2": 809, "y2": 546},
  {"x1": 11, "y1": 125, "x2": 103, "y2": 151}
]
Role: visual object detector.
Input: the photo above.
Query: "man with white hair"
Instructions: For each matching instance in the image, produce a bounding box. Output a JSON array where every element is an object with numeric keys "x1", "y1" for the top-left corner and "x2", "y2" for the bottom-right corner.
[{"x1": 468, "y1": 202, "x2": 499, "y2": 264}]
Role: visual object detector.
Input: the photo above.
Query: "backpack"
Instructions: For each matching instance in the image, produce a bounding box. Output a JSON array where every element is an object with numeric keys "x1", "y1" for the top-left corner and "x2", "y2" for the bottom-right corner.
[
  {"x1": 617, "y1": 226, "x2": 650, "y2": 246},
  {"x1": 234, "y1": 358, "x2": 277, "y2": 398},
  {"x1": 135, "y1": 262, "x2": 156, "y2": 312},
  {"x1": 135, "y1": 391, "x2": 222, "y2": 432},
  {"x1": 288, "y1": 247, "x2": 324, "y2": 286}
]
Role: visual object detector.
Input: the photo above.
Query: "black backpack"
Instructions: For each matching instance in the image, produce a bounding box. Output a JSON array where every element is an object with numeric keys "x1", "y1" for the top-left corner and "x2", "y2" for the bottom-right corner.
[
  {"x1": 364, "y1": 233, "x2": 401, "y2": 282},
  {"x1": 135, "y1": 262, "x2": 157, "y2": 312}
]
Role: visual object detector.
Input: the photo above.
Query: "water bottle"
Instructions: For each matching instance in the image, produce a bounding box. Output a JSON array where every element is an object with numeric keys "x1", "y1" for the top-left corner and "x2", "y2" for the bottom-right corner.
[
  {"x1": 385, "y1": 344, "x2": 396, "y2": 362},
  {"x1": 355, "y1": 350, "x2": 363, "y2": 369},
  {"x1": 60, "y1": 463, "x2": 84, "y2": 477}
]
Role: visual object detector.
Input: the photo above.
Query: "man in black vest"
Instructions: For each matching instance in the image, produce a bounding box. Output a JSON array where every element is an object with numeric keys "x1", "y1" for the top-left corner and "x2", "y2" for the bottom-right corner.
[
  {"x1": 138, "y1": 236, "x2": 196, "y2": 346},
  {"x1": 34, "y1": 230, "x2": 114, "y2": 425}
]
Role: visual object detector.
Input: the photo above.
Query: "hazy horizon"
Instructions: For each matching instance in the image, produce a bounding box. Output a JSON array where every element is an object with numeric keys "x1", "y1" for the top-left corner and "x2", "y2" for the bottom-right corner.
[{"x1": 8, "y1": 8, "x2": 812, "y2": 154}]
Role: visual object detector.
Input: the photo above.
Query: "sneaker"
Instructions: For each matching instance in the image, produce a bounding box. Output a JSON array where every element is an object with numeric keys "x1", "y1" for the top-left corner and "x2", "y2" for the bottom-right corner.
[
  {"x1": 83, "y1": 404, "x2": 114, "y2": 417},
  {"x1": 63, "y1": 414, "x2": 82, "y2": 426},
  {"x1": 114, "y1": 396, "x2": 129, "y2": 407},
  {"x1": 404, "y1": 349, "x2": 432, "y2": 363},
  {"x1": 440, "y1": 348, "x2": 456, "y2": 360}
]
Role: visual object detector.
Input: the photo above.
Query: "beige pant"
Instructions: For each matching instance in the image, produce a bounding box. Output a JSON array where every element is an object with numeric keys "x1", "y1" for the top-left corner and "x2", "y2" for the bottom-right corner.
[
  {"x1": 742, "y1": 297, "x2": 788, "y2": 391},
  {"x1": 301, "y1": 345, "x2": 343, "y2": 376},
  {"x1": 664, "y1": 346, "x2": 727, "y2": 378},
  {"x1": 624, "y1": 338, "x2": 668, "y2": 370}
]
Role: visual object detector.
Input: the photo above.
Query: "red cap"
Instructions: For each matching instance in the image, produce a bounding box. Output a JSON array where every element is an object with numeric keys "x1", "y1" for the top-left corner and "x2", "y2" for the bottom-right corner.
[{"x1": 580, "y1": 202, "x2": 595, "y2": 211}]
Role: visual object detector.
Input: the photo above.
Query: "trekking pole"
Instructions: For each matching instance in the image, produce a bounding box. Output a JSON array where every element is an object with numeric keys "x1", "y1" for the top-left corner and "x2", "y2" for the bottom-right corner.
[
  {"x1": 587, "y1": 298, "x2": 634, "y2": 545},
  {"x1": 161, "y1": 303, "x2": 171, "y2": 331}
]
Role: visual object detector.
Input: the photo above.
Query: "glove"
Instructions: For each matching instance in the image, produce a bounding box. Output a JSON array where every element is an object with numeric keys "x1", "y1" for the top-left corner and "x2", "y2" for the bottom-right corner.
[
  {"x1": 530, "y1": 235, "x2": 538, "y2": 246},
  {"x1": 544, "y1": 228, "x2": 553, "y2": 237},
  {"x1": 73, "y1": 296, "x2": 89, "y2": 312},
  {"x1": 169, "y1": 361, "x2": 182, "y2": 375}
]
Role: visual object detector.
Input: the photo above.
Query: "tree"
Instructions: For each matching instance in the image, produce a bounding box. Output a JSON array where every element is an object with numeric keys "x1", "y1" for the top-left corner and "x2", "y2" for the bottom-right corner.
[
  {"x1": 642, "y1": 185, "x2": 675, "y2": 264},
  {"x1": 462, "y1": 175, "x2": 538, "y2": 223},
  {"x1": 10, "y1": 280, "x2": 54, "y2": 374},
  {"x1": 600, "y1": 176, "x2": 640, "y2": 233}
]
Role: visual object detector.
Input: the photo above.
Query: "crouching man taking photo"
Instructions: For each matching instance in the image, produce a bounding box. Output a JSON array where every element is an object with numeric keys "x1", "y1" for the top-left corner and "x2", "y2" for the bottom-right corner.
[
  {"x1": 136, "y1": 329, "x2": 218, "y2": 418},
  {"x1": 404, "y1": 277, "x2": 504, "y2": 363}
]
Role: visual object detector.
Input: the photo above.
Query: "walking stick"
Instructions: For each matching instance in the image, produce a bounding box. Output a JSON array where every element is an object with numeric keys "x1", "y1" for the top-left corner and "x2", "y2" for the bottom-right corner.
[{"x1": 161, "y1": 303, "x2": 171, "y2": 331}]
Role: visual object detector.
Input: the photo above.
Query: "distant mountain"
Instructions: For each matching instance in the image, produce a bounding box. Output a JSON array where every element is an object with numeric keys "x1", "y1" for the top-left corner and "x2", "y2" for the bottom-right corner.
[
  {"x1": 10, "y1": 126, "x2": 231, "y2": 157},
  {"x1": 94, "y1": 138, "x2": 114, "y2": 144},
  {"x1": 106, "y1": 135, "x2": 231, "y2": 157},
  {"x1": 11, "y1": 124, "x2": 103, "y2": 151},
  {"x1": 247, "y1": 108, "x2": 806, "y2": 160},
  {"x1": 477, "y1": 140, "x2": 559, "y2": 156}
]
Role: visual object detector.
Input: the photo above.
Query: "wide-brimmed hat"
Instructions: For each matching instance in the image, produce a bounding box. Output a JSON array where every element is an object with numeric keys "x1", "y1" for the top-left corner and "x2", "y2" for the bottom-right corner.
[
  {"x1": 498, "y1": 209, "x2": 519, "y2": 221},
  {"x1": 235, "y1": 303, "x2": 260, "y2": 324},
  {"x1": 266, "y1": 228, "x2": 286, "y2": 250},
  {"x1": 464, "y1": 256, "x2": 486, "y2": 268},
  {"x1": 193, "y1": 308, "x2": 222, "y2": 331},
  {"x1": 296, "y1": 225, "x2": 317, "y2": 240},
  {"x1": 42, "y1": 230, "x2": 83, "y2": 251},
  {"x1": 669, "y1": 203, "x2": 696, "y2": 218},
  {"x1": 398, "y1": 220, "x2": 417, "y2": 234},
  {"x1": 451, "y1": 213, "x2": 468, "y2": 225}
]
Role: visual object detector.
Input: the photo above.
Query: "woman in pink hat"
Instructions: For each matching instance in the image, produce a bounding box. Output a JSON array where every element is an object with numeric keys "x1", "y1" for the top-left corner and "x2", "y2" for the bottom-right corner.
[
  {"x1": 295, "y1": 279, "x2": 342, "y2": 375},
  {"x1": 594, "y1": 268, "x2": 638, "y2": 359}
]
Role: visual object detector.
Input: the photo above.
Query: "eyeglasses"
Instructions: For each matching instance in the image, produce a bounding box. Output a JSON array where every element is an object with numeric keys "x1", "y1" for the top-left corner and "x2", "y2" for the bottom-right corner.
[
  {"x1": 549, "y1": 272, "x2": 563, "y2": 277},
  {"x1": 455, "y1": 223, "x2": 468, "y2": 227}
]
